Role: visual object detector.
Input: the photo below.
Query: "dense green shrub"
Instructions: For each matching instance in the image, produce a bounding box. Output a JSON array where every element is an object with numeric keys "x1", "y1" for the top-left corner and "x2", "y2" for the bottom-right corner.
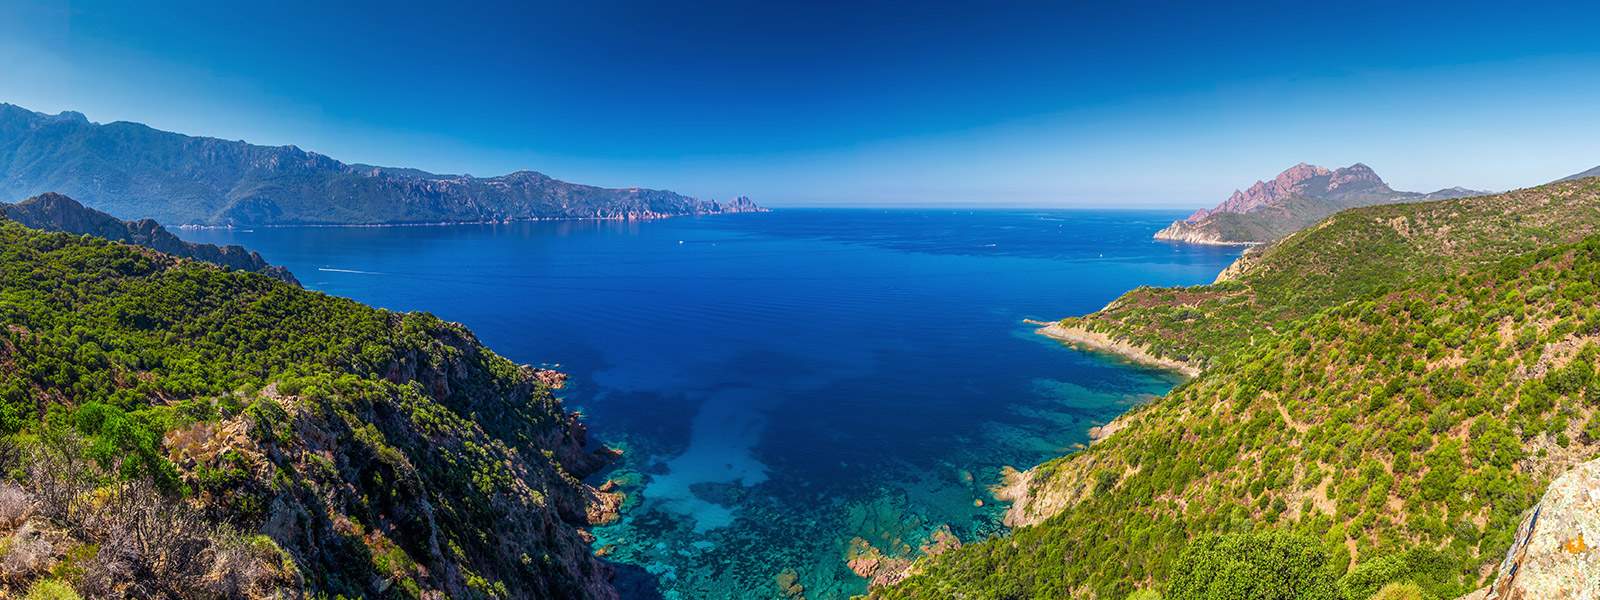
[{"x1": 1166, "y1": 531, "x2": 1339, "y2": 600}]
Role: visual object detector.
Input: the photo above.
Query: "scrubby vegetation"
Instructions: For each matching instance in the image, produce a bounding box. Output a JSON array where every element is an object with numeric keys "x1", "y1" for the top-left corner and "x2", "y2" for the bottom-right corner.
[
  {"x1": 0, "y1": 220, "x2": 616, "y2": 598},
  {"x1": 1072, "y1": 177, "x2": 1600, "y2": 368},
  {"x1": 879, "y1": 178, "x2": 1600, "y2": 598}
]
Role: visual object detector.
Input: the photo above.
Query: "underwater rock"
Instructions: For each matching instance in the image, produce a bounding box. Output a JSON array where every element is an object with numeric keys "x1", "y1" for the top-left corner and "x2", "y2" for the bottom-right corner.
[
  {"x1": 775, "y1": 569, "x2": 806, "y2": 599},
  {"x1": 688, "y1": 481, "x2": 750, "y2": 505}
]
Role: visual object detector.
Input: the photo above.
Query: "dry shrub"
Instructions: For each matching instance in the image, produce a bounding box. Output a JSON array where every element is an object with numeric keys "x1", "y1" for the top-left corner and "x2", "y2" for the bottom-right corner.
[
  {"x1": 24, "y1": 435, "x2": 94, "y2": 531},
  {"x1": 0, "y1": 522, "x2": 58, "y2": 584},
  {"x1": 0, "y1": 483, "x2": 35, "y2": 529},
  {"x1": 9, "y1": 433, "x2": 296, "y2": 599}
]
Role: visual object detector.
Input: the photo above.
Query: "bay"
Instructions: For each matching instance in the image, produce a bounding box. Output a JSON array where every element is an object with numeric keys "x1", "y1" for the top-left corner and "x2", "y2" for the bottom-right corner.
[{"x1": 182, "y1": 209, "x2": 1240, "y2": 598}]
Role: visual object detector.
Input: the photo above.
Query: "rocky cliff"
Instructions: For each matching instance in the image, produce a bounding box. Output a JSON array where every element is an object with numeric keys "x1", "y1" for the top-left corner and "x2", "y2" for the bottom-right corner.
[
  {"x1": 1155, "y1": 162, "x2": 1484, "y2": 245},
  {"x1": 0, "y1": 192, "x2": 299, "y2": 284},
  {"x1": 0, "y1": 103, "x2": 762, "y2": 226},
  {"x1": 0, "y1": 220, "x2": 622, "y2": 598}
]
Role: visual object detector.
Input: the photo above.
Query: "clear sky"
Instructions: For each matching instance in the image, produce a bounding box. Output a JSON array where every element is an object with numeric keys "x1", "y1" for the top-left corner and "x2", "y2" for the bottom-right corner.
[{"x1": 2, "y1": 0, "x2": 1599, "y2": 208}]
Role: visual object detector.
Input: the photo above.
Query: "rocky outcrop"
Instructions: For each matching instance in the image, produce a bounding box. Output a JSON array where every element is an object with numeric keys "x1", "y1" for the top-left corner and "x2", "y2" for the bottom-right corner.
[
  {"x1": 845, "y1": 526, "x2": 962, "y2": 590},
  {"x1": 1, "y1": 192, "x2": 299, "y2": 284},
  {"x1": 847, "y1": 536, "x2": 915, "y2": 588},
  {"x1": 1155, "y1": 162, "x2": 1485, "y2": 245},
  {"x1": 1152, "y1": 219, "x2": 1262, "y2": 246},
  {"x1": 1481, "y1": 457, "x2": 1600, "y2": 599},
  {"x1": 0, "y1": 103, "x2": 762, "y2": 226},
  {"x1": 161, "y1": 321, "x2": 622, "y2": 599}
]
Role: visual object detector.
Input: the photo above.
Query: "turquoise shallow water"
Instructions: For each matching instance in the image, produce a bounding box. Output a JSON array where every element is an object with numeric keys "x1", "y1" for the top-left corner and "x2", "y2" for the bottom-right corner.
[{"x1": 182, "y1": 209, "x2": 1241, "y2": 599}]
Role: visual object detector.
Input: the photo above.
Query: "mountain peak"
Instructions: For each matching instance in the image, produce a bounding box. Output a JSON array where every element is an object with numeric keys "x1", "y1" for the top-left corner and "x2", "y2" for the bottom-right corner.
[
  {"x1": 1277, "y1": 162, "x2": 1332, "y2": 180},
  {"x1": 1327, "y1": 162, "x2": 1388, "y2": 192},
  {"x1": 1159, "y1": 162, "x2": 1450, "y2": 244},
  {"x1": 49, "y1": 110, "x2": 89, "y2": 124},
  {"x1": 22, "y1": 192, "x2": 85, "y2": 208},
  {"x1": 1186, "y1": 162, "x2": 1392, "y2": 223}
]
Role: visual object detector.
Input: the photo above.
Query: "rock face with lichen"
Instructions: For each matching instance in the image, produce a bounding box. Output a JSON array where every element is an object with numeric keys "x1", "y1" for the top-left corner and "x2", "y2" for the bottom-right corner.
[{"x1": 1484, "y1": 457, "x2": 1600, "y2": 599}]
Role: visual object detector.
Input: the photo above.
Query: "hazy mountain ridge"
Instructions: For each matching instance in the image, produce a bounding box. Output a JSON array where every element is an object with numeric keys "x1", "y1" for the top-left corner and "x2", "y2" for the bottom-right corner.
[
  {"x1": 0, "y1": 103, "x2": 761, "y2": 226},
  {"x1": 0, "y1": 192, "x2": 299, "y2": 284},
  {"x1": 1559, "y1": 164, "x2": 1600, "y2": 182},
  {"x1": 1155, "y1": 162, "x2": 1487, "y2": 245}
]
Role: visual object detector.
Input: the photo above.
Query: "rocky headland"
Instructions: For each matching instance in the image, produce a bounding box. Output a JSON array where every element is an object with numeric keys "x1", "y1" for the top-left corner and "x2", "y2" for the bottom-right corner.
[
  {"x1": 0, "y1": 192, "x2": 300, "y2": 284},
  {"x1": 1155, "y1": 162, "x2": 1485, "y2": 245}
]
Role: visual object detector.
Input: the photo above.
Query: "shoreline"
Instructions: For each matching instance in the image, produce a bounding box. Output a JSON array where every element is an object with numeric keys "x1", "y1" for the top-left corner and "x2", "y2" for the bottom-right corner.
[
  {"x1": 1152, "y1": 234, "x2": 1264, "y2": 247},
  {"x1": 176, "y1": 208, "x2": 770, "y2": 230},
  {"x1": 1027, "y1": 319, "x2": 1200, "y2": 377}
]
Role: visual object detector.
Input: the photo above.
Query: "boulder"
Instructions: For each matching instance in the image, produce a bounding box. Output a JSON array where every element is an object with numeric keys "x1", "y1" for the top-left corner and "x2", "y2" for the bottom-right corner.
[{"x1": 1485, "y1": 457, "x2": 1600, "y2": 599}]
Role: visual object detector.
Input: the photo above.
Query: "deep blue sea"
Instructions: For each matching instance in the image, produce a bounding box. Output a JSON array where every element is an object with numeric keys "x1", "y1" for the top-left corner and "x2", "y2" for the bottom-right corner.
[{"x1": 182, "y1": 209, "x2": 1241, "y2": 599}]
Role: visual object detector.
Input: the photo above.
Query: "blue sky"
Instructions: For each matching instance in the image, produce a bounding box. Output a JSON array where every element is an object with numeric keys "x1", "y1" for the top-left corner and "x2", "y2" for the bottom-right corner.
[{"x1": 2, "y1": 0, "x2": 1599, "y2": 207}]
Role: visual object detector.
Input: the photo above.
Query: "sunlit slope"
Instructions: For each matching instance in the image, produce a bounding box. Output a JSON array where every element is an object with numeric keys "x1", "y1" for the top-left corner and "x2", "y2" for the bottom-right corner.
[
  {"x1": 1070, "y1": 177, "x2": 1600, "y2": 370},
  {"x1": 882, "y1": 201, "x2": 1600, "y2": 599}
]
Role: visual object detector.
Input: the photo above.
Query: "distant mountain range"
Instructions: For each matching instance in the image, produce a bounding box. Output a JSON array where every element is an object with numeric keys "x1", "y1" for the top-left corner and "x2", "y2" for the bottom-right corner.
[
  {"x1": 1154, "y1": 162, "x2": 1488, "y2": 245},
  {"x1": 1559, "y1": 164, "x2": 1600, "y2": 182},
  {"x1": 0, "y1": 103, "x2": 761, "y2": 226},
  {"x1": 0, "y1": 192, "x2": 298, "y2": 284}
]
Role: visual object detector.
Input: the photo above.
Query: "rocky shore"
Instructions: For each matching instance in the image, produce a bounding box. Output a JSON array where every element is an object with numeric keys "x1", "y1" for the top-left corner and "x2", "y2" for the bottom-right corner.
[{"x1": 1028, "y1": 319, "x2": 1200, "y2": 377}]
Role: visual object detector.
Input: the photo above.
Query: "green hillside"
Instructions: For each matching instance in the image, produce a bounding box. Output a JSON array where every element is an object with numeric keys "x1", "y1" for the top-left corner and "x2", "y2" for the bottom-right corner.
[
  {"x1": 878, "y1": 180, "x2": 1600, "y2": 599},
  {"x1": 0, "y1": 220, "x2": 617, "y2": 598},
  {"x1": 1072, "y1": 177, "x2": 1600, "y2": 370}
]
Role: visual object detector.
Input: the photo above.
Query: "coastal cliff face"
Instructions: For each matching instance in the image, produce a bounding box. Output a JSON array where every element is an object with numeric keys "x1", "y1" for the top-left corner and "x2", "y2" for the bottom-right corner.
[
  {"x1": 881, "y1": 176, "x2": 1600, "y2": 599},
  {"x1": 0, "y1": 103, "x2": 763, "y2": 226},
  {"x1": 0, "y1": 192, "x2": 300, "y2": 284},
  {"x1": 1154, "y1": 162, "x2": 1484, "y2": 245},
  {"x1": 0, "y1": 220, "x2": 621, "y2": 598}
]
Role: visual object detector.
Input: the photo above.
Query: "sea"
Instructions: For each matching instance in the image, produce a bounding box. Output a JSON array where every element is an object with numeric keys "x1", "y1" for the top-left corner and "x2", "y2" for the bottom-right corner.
[{"x1": 181, "y1": 208, "x2": 1241, "y2": 599}]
